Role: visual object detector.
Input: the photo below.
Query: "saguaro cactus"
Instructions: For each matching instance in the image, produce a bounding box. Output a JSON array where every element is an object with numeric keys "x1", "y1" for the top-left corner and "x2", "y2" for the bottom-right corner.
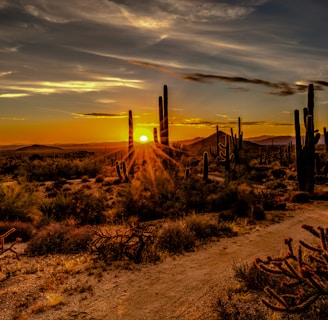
[
  {"x1": 153, "y1": 127, "x2": 159, "y2": 144},
  {"x1": 219, "y1": 133, "x2": 234, "y2": 178},
  {"x1": 294, "y1": 84, "x2": 320, "y2": 193},
  {"x1": 158, "y1": 96, "x2": 164, "y2": 144},
  {"x1": 203, "y1": 151, "x2": 208, "y2": 180},
  {"x1": 163, "y1": 84, "x2": 169, "y2": 146},
  {"x1": 158, "y1": 85, "x2": 169, "y2": 147},
  {"x1": 128, "y1": 110, "x2": 134, "y2": 176},
  {"x1": 230, "y1": 117, "x2": 243, "y2": 163}
]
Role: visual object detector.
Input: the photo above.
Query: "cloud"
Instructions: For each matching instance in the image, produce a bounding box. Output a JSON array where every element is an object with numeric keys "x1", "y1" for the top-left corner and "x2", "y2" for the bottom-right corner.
[
  {"x1": 312, "y1": 80, "x2": 328, "y2": 87},
  {"x1": 0, "y1": 71, "x2": 12, "y2": 77},
  {"x1": 1, "y1": 78, "x2": 143, "y2": 96},
  {"x1": 183, "y1": 73, "x2": 323, "y2": 96},
  {"x1": 170, "y1": 118, "x2": 293, "y2": 129},
  {"x1": 0, "y1": 93, "x2": 30, "y2": 98},
  {"x1": 73, "y1": 112, "x2": 128, "y2": 119}
]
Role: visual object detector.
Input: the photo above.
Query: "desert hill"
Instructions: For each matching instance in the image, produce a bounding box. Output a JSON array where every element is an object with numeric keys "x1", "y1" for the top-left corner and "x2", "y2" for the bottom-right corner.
[
  {"x1": 15, "y1": 144, "x2": 63, "y2": 152},
  {"x1": 185, "y1": 131, "x2": 259, "y2": 155}
]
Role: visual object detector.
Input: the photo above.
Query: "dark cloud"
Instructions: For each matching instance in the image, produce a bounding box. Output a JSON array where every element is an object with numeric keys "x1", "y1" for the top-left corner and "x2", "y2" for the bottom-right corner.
[
  {"x1": 183, "y1": 73, "x2": 324, "y2": 96},
  {"x1": 171, "y1": 119, "x2": 293, "y2": 128},
  {"x1": 77, "y1": 113, "x2": 127, "y2": 118},
  {"x1": 311, "y1": 80, "x2": 328, "y2": 87}
]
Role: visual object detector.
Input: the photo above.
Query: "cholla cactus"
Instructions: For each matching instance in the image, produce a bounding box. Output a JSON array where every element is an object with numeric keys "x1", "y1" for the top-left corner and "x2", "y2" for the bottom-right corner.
[{"x1": 255, "y1": 224, "x2": 328, "y2": 313}]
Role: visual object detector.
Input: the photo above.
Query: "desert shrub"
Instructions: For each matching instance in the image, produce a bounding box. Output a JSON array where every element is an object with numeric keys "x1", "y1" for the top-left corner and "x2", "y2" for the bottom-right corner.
[
  {"x1": 39, "y1": 189, "x2": 108, "y2": 225},
  {"x1": 26, "y1": 222, "x2": 93, "y2": 255},
  {"x1": 81, "y1": 175, "x2": 90, "y2": 182},
  {"x1": 250, "y1": 204, "x2": 266, "y2": 221},
  {"x1": 115, "y1": 172, "x2": 184, "y2": 222},
  {"x1": 254, "y1": 190, "x2": 286, "y2": 211},
  {"x1": 233, "y1": 262, "x2": 279, "y2": 291},
  {"x1": 215, "y1": 291, "x2": 267, "y2": 320},
  {"x1": 271, "y1": 168, "x2": 286, "y2": 179},
  {"x1": 0, "y1": 221, "x2": 36, "y2": 242},
  {"x1": 15, "y1": 155, "x2": 106, "y2": 182},
  {"x1": 266, "y1": 181, "x2": 287, "y2": 190},
  {"x1": 95, "y1": 174, "x2": 105, "y2": 183},
  {"x1": 206, "y1": 183, "x2": 239, "y2": 212},
  {"x1": 52, "y1": 192, "x2": 73, "y2": 221},
  {"x1": 185, "y1": 214, "x2": 221, "y2": 240},
  {"x1": 90, "y1": 225, "x2": 159, "y2": 264},
  {"x1": 155, "y1": 221, "x2": 196, "y2": 254},
  {"x1": 218, "y1": 210, "x2": 237, "y2": 222},
  {"x1": 290, "y1": 191, "x2": 310, "y2": 203},
  {"x1": 0, "y1": 183, "x2": 34, "y2": 222},
  {"x1": 71, "y1": 189, "x2": 108, "y2": 225},
  {"x1": 185, "y1": 214, "x2": 236, "y2": 240}
]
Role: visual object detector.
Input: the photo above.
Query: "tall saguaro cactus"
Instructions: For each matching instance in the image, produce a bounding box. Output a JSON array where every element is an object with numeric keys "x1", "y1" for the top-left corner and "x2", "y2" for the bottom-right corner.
[
  {"x1": 153, "y1": 127, "x2": 159, "y2": 144},
  {"x1": 128, "y1": 110, "x2": 134, "y2": 176},
  {"x1": 158, "y1": 85, "x2": 169, "y2": 147},
  {"x1": 203, "y1": 151, "x2": 208, "y2": 180},
  {"x1": 163, "y1": 85, "x2": 169, "y2": 146},
  {"x1": 230, "y1": 117, "x2": 243, "y2": 163},
  {"x1": 294, "y1": 84, "x2": 320, "y2": 193},
  {"x1": 158, "y1": 96, "x2": 164, "y2": 144}
]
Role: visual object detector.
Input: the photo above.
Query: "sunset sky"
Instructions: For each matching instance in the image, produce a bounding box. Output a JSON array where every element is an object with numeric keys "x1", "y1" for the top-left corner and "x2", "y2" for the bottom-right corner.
[{"x1": 0, "y1": 0, "x2": 328, "y2": 144}]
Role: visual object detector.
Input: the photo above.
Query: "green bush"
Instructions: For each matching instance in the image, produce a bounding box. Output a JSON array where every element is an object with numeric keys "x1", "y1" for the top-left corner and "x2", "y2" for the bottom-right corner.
[{"x1": 26, "y1": 222, "x2": 93, "y2": 255}]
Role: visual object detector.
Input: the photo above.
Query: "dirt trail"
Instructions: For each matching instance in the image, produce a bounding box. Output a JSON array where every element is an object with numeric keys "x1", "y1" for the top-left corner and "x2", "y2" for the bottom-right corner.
[
  {"x1": 55, "y1": 202, "x2": 327, "y2": 320},
  {"x1": 2, "y1": 202, "x2": 327, "y2": 320}
]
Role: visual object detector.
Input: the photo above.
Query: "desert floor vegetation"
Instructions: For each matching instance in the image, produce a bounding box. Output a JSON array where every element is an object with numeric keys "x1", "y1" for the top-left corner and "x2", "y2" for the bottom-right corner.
[{"x1": 0, "y1": 140, "x2": 328, "y2": 319}]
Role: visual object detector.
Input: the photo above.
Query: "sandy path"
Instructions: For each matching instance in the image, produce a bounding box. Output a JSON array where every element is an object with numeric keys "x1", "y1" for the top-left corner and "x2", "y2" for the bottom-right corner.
[
  {"x1": 63, "y1": 202, "x2": 327, "y2": 320},
  {"x1": 4, "y1": 202, "x2": 326, "y2": 320}
]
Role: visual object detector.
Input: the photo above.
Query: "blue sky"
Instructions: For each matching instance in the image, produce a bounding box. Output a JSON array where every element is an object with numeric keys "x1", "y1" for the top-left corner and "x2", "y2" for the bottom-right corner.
[{"x1": 0, "y1": 0, "x2": 327, "y2": 143}]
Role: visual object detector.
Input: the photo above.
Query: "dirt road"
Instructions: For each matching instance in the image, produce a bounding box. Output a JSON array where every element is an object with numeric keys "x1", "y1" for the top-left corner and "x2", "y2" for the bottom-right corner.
[
  {"x1": 58, "y1": 202, "x2": 327, "y2": 320},
  {"x1": 2, "y1": 202, "x2": 327, "y2": 320}
]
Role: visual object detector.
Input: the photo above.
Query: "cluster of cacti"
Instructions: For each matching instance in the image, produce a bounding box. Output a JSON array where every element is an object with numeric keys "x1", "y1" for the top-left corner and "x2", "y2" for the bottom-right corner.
[
  {"x1": 294, "y1": 84, "x2": 320, "y2": 193},
  {"x1": 116, "y1": 160, "x2": 128, "y2": 182},
  {"x1": 255, "y1": 224, "x2": 328, "y2": 313},
  {"x1": 157, "y1": 85, "x2": 169, "y2": 147}
]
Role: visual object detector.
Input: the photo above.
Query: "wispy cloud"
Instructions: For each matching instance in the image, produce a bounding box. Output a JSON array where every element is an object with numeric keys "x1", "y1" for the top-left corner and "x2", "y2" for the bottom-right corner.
[
  {"x1": 183, "y1": 73, "x2": 323, "y2": 96},
  {"x1": 72, "y1": 112, "x2": 128, "y2": 119},
  {"x1": 0, "y1": 93, "x2": 30, "y2": 98},
  {"x1": 0, "y1": 71, "x2": 12, "y2": 77},
  {"x1": 1, "y1": 78, "x2": 143, "y2": 96},
  {"x1": 171, "y1": 118, "x2": 293, "y2": 129}
]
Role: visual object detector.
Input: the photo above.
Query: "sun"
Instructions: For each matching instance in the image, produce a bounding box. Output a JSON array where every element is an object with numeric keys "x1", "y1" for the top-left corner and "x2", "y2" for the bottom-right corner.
[{"x1": 139, "y1": 135, "x2": 149, "y2": 143}]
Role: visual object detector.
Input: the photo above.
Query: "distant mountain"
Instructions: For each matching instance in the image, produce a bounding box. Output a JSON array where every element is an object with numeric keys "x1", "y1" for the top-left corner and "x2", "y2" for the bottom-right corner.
[
  {"x1": 185, "y1": 131, "x2": 259, "y2": 155},
  {"x1": 247, "y1": 135, "x2": 294, "y2": 145},
  {"x1": 15, "y1": 144, "x2": 63, "y2": 152},
  {"x1": 175, "y1": 137, "x2": 204, "y2": 146}
]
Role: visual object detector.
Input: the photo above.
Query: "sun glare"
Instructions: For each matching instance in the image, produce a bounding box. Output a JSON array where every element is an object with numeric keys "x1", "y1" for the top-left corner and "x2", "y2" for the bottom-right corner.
[{"x1": 139, "y1": 135, "x2": 148, "y2": 143}]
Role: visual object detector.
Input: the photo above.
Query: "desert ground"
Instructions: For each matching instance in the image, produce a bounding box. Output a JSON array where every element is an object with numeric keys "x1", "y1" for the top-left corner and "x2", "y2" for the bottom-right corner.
[{"x1": 1, "y1": 200, "x2": 327, "y2": 320}]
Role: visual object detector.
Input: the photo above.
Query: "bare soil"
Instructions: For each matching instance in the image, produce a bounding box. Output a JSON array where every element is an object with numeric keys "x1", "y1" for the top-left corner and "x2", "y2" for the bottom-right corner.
[{"x1": 1, "y1": 201, "x2": 327, "y2": 320}]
